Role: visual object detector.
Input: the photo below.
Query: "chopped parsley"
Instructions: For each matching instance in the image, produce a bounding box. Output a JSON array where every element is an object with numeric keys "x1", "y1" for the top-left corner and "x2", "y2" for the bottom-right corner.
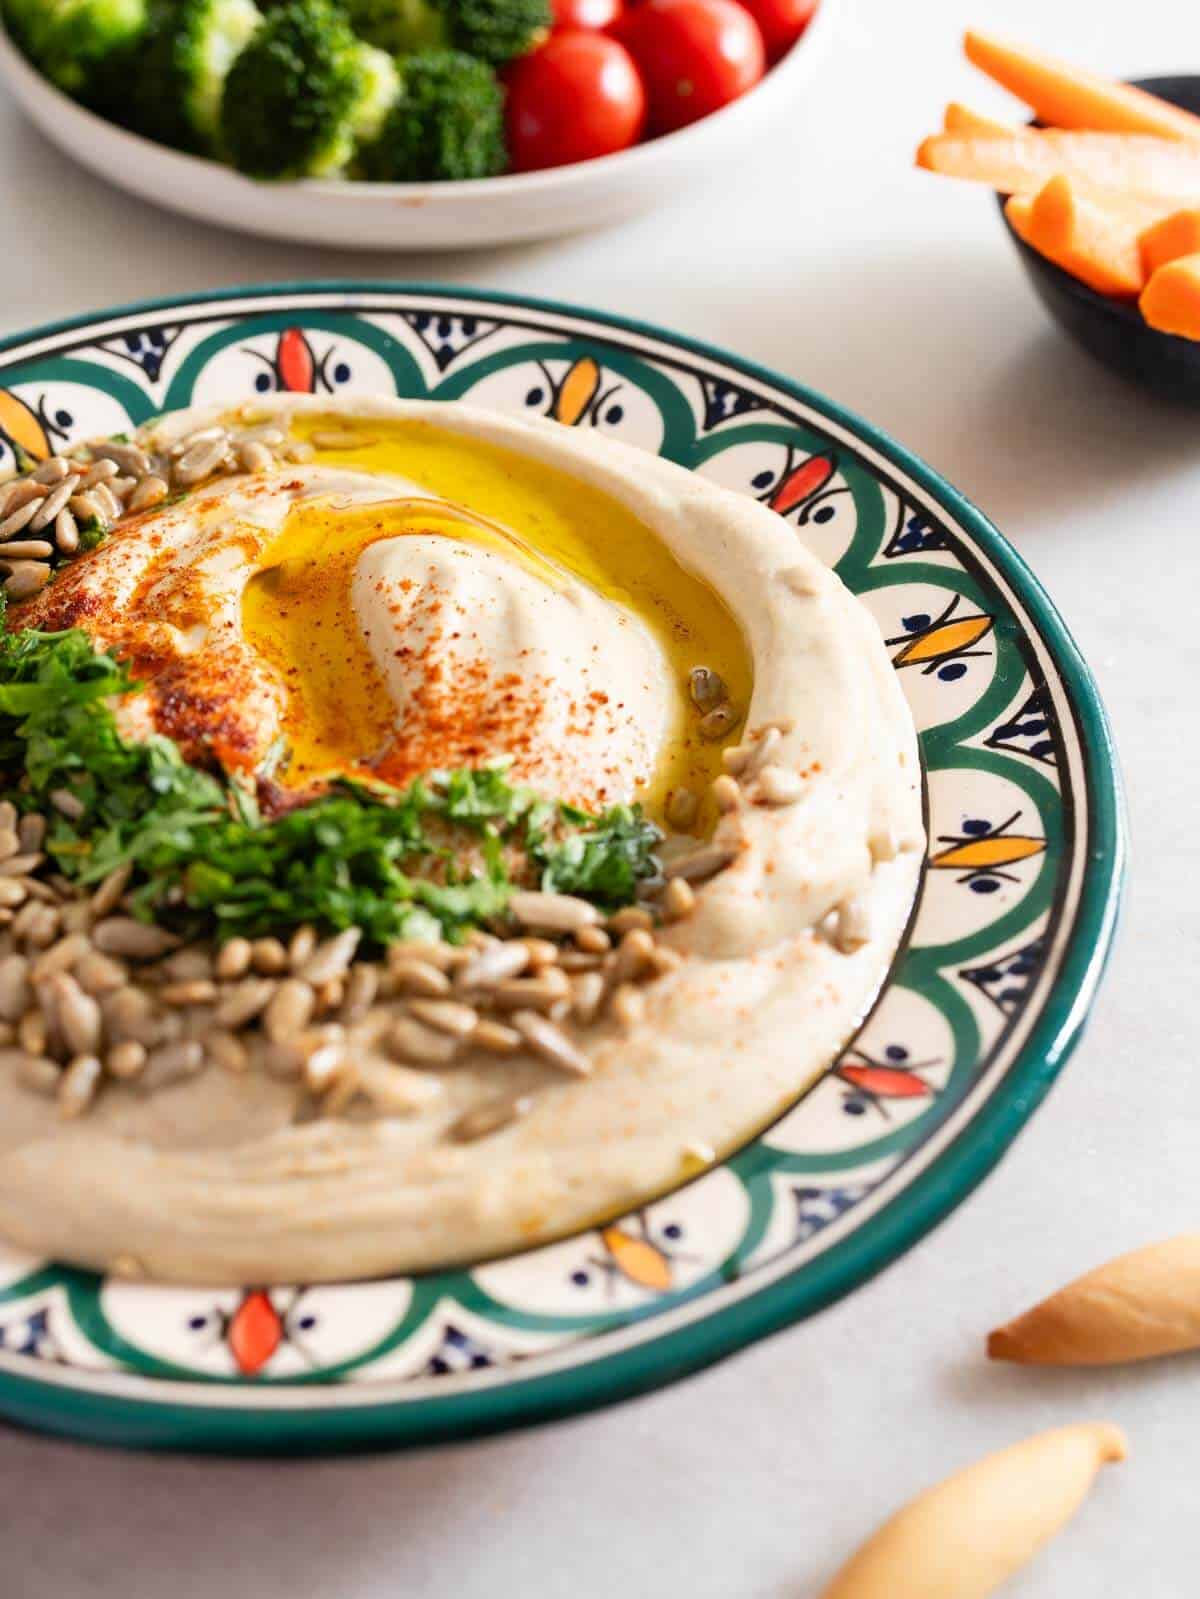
[{"x1": 0, "y1": 611, "x2": 661, "y2": 945}]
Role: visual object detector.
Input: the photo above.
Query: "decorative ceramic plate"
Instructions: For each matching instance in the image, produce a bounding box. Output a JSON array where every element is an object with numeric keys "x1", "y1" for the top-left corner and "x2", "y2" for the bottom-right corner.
[
  {"x1": 0, "y1": 284, "x2": 1122, "y2": 1452},
  {"x1": 0, "y1": 4, "x2": 833, "y2": 251}
]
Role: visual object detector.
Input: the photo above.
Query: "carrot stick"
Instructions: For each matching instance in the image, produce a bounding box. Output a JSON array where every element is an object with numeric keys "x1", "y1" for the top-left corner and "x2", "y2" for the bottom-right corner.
[
  {"x1": 1140, "y1": 252, "x2": 1200, "y2": 339},
  {"x1": 964, "y1": 30, "x2": 1200, "y2": 141},
  {"x1": 917, "y1": 130, "x2": 1200, "y2": 202},
  {"x1": 943, "y1": 102, "x2": 1013, "y2": 138},
  {"x1": 1139, "y1": 209, "x2": 1200, "y2": 276},
  {"x1": 1016, "y1": 175, "x2": 1146, "y2": 297}
]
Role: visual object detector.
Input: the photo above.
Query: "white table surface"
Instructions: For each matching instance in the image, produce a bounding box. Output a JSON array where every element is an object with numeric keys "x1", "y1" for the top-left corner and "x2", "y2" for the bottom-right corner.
[{"x1": 1, "y1": 0, "x2": 1196, "y2": 1591}]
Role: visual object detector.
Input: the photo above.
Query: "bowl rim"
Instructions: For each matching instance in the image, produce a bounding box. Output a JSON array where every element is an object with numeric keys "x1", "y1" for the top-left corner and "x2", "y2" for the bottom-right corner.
[
  {"x1": 0, "y1": 0, "x2": 833, "y2": 200},
  {"x1": 0, "y1": 279, "x2": 1127, "y2": 1452}
]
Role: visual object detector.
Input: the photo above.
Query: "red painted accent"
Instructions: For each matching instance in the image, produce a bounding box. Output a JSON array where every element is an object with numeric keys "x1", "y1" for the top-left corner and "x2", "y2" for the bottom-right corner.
[
  {"x1": 838, "y1": 1064, "x2": 931, "y2": 1099},
  {"x1": 228, "y1": 1290, "x2": 284, "y2": 1374},
  {"x1": 277, "y1": 328, "x2": 316, "y2": 393},
  {"x1": 769, "y1": 454, "x2": 834, "y2": 515}
]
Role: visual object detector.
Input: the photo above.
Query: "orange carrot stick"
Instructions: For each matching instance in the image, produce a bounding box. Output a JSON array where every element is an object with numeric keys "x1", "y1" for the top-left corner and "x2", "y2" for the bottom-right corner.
[
  {"x1": 1138, "y1": 209, "x2": 1200, "y2": 276},
  {"x1": 1140, "y1": 253, "x2": 1200, "y2": 339},
  {"x1": 1016, "y1": 175, "x2": 1146, "y2": 297},
  {"x1": 964, "y1": 30, "x2": 1200, "y2": 141},
  {"x1": 943, "y1": 102, "x2": 1013, "y2": 138},
  {"x1": 917, "y1": 130, "x2": 1200, "y2": 201}
]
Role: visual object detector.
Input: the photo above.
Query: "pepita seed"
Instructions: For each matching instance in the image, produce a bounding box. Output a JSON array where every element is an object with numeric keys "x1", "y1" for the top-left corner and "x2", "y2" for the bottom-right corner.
[
  {"x1": 688, "y1": 665, "x2": 728, "y2": 712},
  {"x1": 698, "y1": 704, "x2": 738, "y2": 741},
  {"x1": 665, "y1": 787, "x2": 699, "y2": 832}
]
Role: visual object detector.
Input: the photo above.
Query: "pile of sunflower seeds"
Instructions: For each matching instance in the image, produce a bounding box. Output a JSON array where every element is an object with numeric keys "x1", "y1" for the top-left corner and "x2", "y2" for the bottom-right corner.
[{"x1": 0, "y1": 408, "x2": 315, "y2": 602}]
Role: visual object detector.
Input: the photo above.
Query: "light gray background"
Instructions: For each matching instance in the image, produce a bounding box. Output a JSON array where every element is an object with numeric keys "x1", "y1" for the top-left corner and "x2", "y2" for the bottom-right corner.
[{"x1": 0, "y1": 0, "x2": 1195, "y2": 1592}]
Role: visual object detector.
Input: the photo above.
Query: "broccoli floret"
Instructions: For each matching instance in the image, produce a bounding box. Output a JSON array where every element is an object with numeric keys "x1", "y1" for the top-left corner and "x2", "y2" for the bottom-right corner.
[
  {"x1": 359, "y1": 48, "x2": 505, "y2": 182},
  {"x1": 219, "y1": 0, "x2": 392, "y2": 177},
  {"x1": 131, "y1": 0, "x2": 263, "y2": 152},
  {"x1": 4, "y1": 0, "x2": 147, "y2": 98},
  {"x1": 347, "y1": 0, "x2": 547, "y2": 65}
]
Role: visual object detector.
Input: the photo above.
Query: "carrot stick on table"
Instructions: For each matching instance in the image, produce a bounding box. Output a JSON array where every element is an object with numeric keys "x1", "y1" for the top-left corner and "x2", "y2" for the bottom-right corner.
[
  {"x1": 1139, "y1": 209, "x2": 1200, "y2": 276},
  {"x1": 1140, "y1": 253, "x2": 1200, "y2": 339},
  {"x1": 917, "y1": 130, "x2": 1200, "y2": 202},
  {"x1": 964, "y1": 29, "x2": 1200, "y2": 142}
]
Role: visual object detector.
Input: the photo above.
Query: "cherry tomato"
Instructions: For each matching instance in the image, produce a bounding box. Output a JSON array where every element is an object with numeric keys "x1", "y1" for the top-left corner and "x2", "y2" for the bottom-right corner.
[
  {"x1": 613, "y1": 0, "x2": 765, "y2": 136},
  {"x1": 733, "y1": 0, "x2": 815, "y2": 61},
  {"x1": 552, "y1": 0, "x2": 623, "y2": 30},
  {"x1": 506, "y1": 31, "x2": 647, "y2": 171}
]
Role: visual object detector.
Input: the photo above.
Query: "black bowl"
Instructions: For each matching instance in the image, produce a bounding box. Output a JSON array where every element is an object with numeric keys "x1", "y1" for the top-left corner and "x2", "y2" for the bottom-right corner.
[{"x1": 998, "y1": 75, "x2": 1200, "y2": 402}]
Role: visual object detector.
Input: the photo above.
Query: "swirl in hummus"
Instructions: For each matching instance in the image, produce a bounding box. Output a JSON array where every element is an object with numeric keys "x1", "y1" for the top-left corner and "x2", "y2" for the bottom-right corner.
[{"x1": 0, "y1": 396, "x2": 923, "y2": 1284}]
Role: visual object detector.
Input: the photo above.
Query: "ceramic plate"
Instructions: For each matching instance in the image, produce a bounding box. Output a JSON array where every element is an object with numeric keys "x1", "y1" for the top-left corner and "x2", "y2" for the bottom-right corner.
[
  {"x1": 0, "y1": 284, "x2": 1123, "y2": 1452},
  {"x1": 0, "y1": 6, "x2": 833, "y2": 251}
]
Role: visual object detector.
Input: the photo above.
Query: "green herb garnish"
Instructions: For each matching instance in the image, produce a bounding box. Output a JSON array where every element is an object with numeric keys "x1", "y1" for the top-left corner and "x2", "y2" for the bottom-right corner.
[{"x1": 0, "y1": 614, "x2": 661, "y2": 945}]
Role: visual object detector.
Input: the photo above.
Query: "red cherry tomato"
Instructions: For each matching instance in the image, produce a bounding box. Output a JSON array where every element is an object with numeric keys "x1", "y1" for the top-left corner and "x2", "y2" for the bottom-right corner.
[
  {"x1": 506, "y1": 31, "x2": 647, "y2": 171},
  {"x1": 613, "y1": 0, "x2": 764, "y2": 136},
  {"x1": 733, "y1": 0, "x2": 815, "y2": 61},
  {"x1": 552, "y1": 0, "x2": 623, "y2": 29}
]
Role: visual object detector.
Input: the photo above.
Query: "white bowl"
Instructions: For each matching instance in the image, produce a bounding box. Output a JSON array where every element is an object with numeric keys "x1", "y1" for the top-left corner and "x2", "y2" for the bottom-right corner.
[{"x1": 0, "y1": 3, "x2": 834, "y2": 250}]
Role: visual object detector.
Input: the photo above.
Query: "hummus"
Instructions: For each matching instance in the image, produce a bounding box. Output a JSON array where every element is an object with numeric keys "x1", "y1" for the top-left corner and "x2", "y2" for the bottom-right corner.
[{"x1": 0, "y1": 396, "x2": 923, "y2": 1284}]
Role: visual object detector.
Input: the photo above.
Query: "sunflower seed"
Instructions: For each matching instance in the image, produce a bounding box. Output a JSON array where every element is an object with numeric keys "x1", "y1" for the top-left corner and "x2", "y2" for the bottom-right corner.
[
  {"x1": 610, "y1": 982, "x2": 645, "y2": 1029},
  {"x1": 0, "y1": 956, "x2": 29, "y2": 1022},
  {"x1": 74, "y1": 950, "x2": 127, "y2": 995},
  {"x1": 137, "y1": 1039, "x2": 204, "y2": 1093},
  {"x1": 296, "y1": 926, "x2": 361, "y2": 986},
  {"x1": 30, "y1": 933, "x2": 88, "y2": 982},
  {"x1": 510, "y1": 1009, "x2": 592, "y2": 1076},
  {"x1": 214, "y1": 977, "x2": 276, "y2": 1029},
  {"x1": 4, "y1": 563, "x2": 51, "y2": 601},
  {"x1": 0, "y1": 879, "x2": 28, "y2": 909},
  {"x1": 58, "y1": 1054, "x2": 103, "y2": 1117},
  {"x1": 0, "y1": 497, "x2": 40, "y2": 539},
  {"x1": 29, "y1": 474, "x2": 80, "y2": 531},
  {"x1": 407, "y1": 998, "x2": 478, "y2": 1038},
  {"x1": 79, "y1": 459, "x2": 119, "y2": 489},
  {"x1": 0, "y1": 828, "x2": 16, "y2": 862},
  {"x1": 18, "y1": 1008, "x2": 47, "y2": 1055},
  {"x1": 454, "y1": 940, "x2": 530, "y2": 992},
  {"x1": 213, "y1": 937, "x2": 251, "y2": 980},
  {"x1": 570, "y1": 971, "x2": 605, "y2": 1025},
  {"x1": 100, "y1": 986, "x2": 157, "y2": 1044},
  {"x1": 301, "y1": 1041, "x2": 346, "y2": 1094},
  {"x1": 109, "y1": 476, "x2": 137, "y2": 501},
  {"x1": 67, "y1": 492, "x2": 107, "y2": 529},
  {"x1": 449, "y1": 1092, "x2": 534, "y2": 1144},
  {"x1": 51, "y1": 973, "x2": 102, "y2": 1055},
  {"x1": 387, "y1": 1017, "x2": 461, "y2": 1067},
  {"x1": 471, "y1": 1017, "x2": 523, "y2": 1054},
  {"x1": 92, "y1": 918, "x2": 179, "y2": 959},
  {"x1": 663, "y1": 845, "x2": 736, "y2": 883},
  {"x1": 106, "y1": 1039, "x2": 147, "y2": 1080},
  {"x1": 89, "y1": 863, "x2": 132, "y2": 918},
  {"x1": 0, "y1": 853, "x2": 43, "y2": 878},
  {"x1": 31, "y1": 457, "x2": 69, "y2": 485},
  {"x1": 287, "y1": 924, "x2": 317, "y2": 968},
  {"x1": 756, "y1": 764, "x2": 804, "y2": 806},
  {"x1": 341, "y1": 963, "x2": 379, "y2": 1022},
  {"x1": 521, "y1": 937, "x2": 560, "y2": 969},
  {"x1": 312, "y1": 430, "x2": 373, "y2": 450},
  {"x1": 508, "y1": 891, "x2": 601, "y2": 934},
  {"x1": 869, "y1": 828, "x2": 899, "y2": 863},
  {"x1": 263, "y1": 978, "x2": 315, "y2": 1042},
  {"x1": 13, "y1": 1051, "x2": 60, "y2": 1096},
  {"x1": 661, "y1": 877, "x2": 696, "y2": 920},
  {"x1": 387, "y1": 938, "x2": 455, "y2": 972},
  {"x1": 207, "y1": 1030, "x2": 248, "y2": 1073},
  {"x1": 238, "y1": 441, "x2": 274, "y2": 473},
  {"x1": 388, "y1": 957, "x2": 452, "y2": 998},
  {"x1": 358, "y1": 1060, "x2": 443, "y2": 1113},
  {"x1": 251, "y1": 937, "x2": 288, "y2": 974},
  {"x1": 49, "y1": 788, "x2": 85, "y2": 821},
  {"x1": 0, "y1": 540, "x2": 54, "y2": 561},
  {"x1": 492, "y1": 969, "x2": 570, "y2": 1012},
  {"x1": 833, "y1": 897, "x2": 872, "y2": 954},
  {"x1": 608, "y1": 906, "x2": 654, "y2": 936},
  {"x1": 93, "y1": 441, "x2": 150, "y2": 475},
  {"x1": 161, "y1": 979, "x2": 218, "y2": 1007},
  {"x1": 17, "y1": 813, "x2": 45, "y2": 854},
  {"x1": 127, "y1": 475, "x2": 169, "y2": 513},
  {"x1": 173, "y1": 434, "x2": 228, "y2": 486}
]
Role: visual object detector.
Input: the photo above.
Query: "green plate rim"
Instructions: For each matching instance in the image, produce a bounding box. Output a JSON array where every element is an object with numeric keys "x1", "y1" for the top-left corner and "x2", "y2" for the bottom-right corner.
[{"x1": 0, "y1": 281, "x2": 1126, "y2": 1452}]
